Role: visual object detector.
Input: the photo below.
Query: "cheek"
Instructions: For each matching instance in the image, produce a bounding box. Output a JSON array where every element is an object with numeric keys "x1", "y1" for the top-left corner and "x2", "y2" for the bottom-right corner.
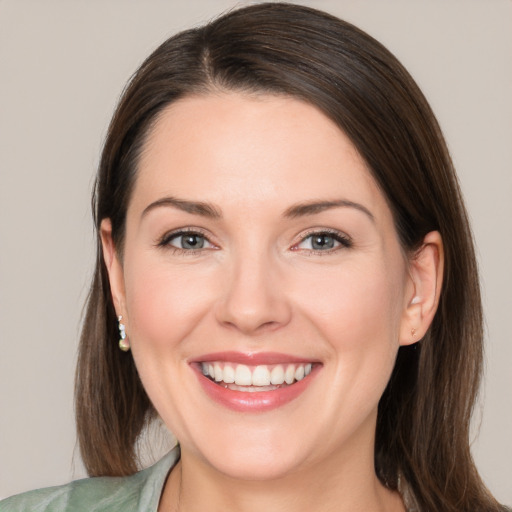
[
  {"x1": 302, "y1": 259, "x2": 402, "y2": 326},
  {"x1": 294, "y1": 261, "x2": 406, "y2": 427},
  {"x1": 122, "y1": 253, "x2": 216, "y2": 353},
  {"x1": 294, "y1": 259, "x2": 405, "y2": 368}
]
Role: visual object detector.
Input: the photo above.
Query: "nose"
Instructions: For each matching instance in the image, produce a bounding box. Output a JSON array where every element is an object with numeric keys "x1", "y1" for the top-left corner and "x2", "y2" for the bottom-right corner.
[{"x1": 214, "y1": 249, "x2": 292, "y2": 335}]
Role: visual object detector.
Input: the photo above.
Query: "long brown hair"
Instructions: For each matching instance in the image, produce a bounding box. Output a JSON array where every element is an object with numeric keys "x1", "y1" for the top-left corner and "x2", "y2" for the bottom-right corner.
[{"x1": 75, "y1": 3, "x2": 505, "y2": 510}]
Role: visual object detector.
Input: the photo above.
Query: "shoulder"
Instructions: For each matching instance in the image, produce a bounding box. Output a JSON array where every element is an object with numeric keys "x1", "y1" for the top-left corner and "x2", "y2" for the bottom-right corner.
[
  {"x1": 1, "y1": 474, "x2": 146, "y2": 512},
  {"x1": 0, "y1": 448, "x2": 179, "y2": 512}
]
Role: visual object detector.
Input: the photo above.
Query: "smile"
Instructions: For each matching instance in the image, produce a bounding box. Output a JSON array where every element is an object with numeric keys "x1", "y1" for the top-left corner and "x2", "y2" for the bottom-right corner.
[
  {"x1": 201, "y1": 362, "x2": 313, "y2": 390},
  {"x1": 192, "y1": 353, "x2": 320, "y2": 412}
]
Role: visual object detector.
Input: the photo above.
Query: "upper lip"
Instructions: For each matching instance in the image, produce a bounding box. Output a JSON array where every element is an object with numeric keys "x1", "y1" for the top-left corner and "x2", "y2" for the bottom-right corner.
[{"x1": 189, "y1": 351, "x2": 319, "y2": 365}]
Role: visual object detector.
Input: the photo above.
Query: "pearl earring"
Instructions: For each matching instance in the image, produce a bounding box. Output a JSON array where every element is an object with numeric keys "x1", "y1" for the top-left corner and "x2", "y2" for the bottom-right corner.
[{"x1": 118, "y1": 315, "x2": 130, "y2": 352}]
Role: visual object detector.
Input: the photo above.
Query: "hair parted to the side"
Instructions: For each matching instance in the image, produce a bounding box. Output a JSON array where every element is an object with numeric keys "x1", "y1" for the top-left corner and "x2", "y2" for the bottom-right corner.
[{"x1": 75, "y1": 3, "x2": 505, "y2": 511}]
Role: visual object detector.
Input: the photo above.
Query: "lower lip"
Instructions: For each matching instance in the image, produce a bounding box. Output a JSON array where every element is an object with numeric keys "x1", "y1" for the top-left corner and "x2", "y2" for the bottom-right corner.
[{"x1": 194, "y1": 366, "x2": 319, "y2": 412}]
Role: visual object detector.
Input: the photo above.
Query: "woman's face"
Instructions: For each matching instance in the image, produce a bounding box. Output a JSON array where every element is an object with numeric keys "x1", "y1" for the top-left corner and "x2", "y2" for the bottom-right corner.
[{"x1": 105, "y1": 93, "x2": 419, "y2": 480}]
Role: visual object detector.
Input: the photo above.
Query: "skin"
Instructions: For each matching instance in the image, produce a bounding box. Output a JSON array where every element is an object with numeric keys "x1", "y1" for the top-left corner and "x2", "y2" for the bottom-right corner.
[{"x1": 102, "y1": 93, "x2": 443, "y2": 512}]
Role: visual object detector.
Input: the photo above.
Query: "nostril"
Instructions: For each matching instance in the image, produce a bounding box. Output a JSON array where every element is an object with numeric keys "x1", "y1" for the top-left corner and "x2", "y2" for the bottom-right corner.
[{"x1": 221, "y1": 316, "x2": 287, "y2": 336}]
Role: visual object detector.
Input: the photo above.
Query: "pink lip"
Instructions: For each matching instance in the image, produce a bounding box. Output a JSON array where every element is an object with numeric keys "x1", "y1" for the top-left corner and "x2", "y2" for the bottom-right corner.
[
  {"x1": 190, "y1": 351, "x2": 316, "y2": 365},
  {"x1": 190, "y1": 354, "x2": 321, "y2": 413}
]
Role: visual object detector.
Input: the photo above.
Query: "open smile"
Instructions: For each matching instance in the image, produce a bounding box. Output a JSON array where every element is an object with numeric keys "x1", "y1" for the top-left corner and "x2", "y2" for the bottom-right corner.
[
  {"x1": 201, "y1": 362, "x2": 313, "y2": 391},
  {"x1": 191, "y1": 352, "x2": 320, "y2": 412}
]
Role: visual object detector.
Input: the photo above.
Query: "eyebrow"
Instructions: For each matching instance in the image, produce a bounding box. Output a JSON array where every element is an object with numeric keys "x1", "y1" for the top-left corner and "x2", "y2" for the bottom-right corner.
[
  {"x1": 283, "y1": 200, "x2": 375, "y2": 222},
  {"x1": 141, "y1": 196, "x2": 374, "y2": 223},
  {"x1": 141, "y1": 196, "x2": 222, "y2": 219}
]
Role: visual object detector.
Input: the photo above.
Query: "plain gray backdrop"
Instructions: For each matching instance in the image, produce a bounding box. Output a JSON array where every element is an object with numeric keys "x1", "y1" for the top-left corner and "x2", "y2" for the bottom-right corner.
[{"x1": 1, "y1": 0, "x2": 511, "y2": 505}]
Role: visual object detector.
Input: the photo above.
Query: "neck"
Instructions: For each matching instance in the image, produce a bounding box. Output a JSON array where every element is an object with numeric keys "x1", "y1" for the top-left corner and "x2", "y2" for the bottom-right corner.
[{"x1": 159, "y1": 440, "x2": 405, "y2": 512}]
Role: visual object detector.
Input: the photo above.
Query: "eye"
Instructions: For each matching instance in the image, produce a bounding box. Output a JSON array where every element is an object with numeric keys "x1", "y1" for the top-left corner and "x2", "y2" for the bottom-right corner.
[
  {"x1": 294, "y1": 231, "x2": 351, "y2": 252},
  {"x1": 173, "y1": 233, "x2": 207, "y2": 249},
  {"x1": 159, "y1": 230, "x2": 215, "y2": 251}
]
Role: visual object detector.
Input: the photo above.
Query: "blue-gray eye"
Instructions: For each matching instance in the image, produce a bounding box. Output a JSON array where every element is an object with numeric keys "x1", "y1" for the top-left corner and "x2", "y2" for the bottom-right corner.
[
  {"x1": 311, "y1": 234, "x2": 335, "y2": 250},
  {"x1": 169, "y1": 233, "x2": 208, "y2": 249},
  {"x1": 296, "y1": 232, "x2": 350, "y2": 251}
]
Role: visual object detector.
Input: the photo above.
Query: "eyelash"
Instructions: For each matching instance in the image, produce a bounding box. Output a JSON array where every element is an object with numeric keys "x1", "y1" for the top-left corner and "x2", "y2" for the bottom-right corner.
[
  {"x1": 157, "y1": 228, "x2": 352, "y2": 255},
  {"x1": 291, "y1": 229, "x2": 352, "y2": 254},
  {"x1": 157, "y1": 228, "x2": 215, "y2": 255}
]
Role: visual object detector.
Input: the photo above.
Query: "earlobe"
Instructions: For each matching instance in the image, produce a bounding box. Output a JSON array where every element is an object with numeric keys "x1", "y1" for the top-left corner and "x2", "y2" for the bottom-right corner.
[
  {"x1": 100, "y1": 219, "x2": 126, "y2": 316},
  {"x1": 400, "y1": 231, "x2": 444, "y2": 346}
]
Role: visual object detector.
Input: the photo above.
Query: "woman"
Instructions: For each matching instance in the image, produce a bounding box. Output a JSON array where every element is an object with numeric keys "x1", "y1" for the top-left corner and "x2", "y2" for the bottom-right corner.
[{"x1": 2, "y1": 3, "x2": 508, "y2": 511}]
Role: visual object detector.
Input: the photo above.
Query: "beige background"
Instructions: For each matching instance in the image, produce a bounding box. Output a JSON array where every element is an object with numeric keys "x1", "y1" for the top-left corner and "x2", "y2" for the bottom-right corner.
[{"x1": 1, "y1": 0, "x2": 511, "y2": 505}]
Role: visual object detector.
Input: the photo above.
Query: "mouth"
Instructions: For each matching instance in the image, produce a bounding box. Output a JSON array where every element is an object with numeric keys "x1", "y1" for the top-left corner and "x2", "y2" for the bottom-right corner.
[
  {"x1": 191, "y1": 353, "x2": 320, "y2": 412},
  {"x1": 200, "y1": 361, "x2": 313, "y2": 392}
]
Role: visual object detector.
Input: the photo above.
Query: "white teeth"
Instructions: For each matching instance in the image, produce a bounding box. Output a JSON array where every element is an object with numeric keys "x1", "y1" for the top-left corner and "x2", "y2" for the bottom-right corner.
[
  {"x1": 284, "y1": 365, "x2": 295, "y2": 385},
  {"x1": 214, "y1": 363, "x2": 223, "y2": 382},
  {"x1": 235, "y1": 364, "x2": 252, "y2": 386},
  {"x1": 200, "y1": 361, "x2": 315, "y2": 388},
  {"x1": 270, "y1": 365, "x2": 285, "y2": 385},
  {"x1": 252, "y1": 365, "x2": 271, "y2": 386},
  {"x1": 223, "y1": 364, "x2": 235, "y2": 383}
]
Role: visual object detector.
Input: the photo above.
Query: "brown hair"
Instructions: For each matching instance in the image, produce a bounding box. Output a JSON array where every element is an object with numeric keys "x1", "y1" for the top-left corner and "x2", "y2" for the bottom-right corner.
[{"x1": 75, "y1": 3, "x2": 505, "y2": 510}]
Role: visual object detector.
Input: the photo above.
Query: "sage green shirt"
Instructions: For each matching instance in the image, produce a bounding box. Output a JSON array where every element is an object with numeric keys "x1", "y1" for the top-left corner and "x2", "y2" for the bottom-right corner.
[{"x1": 0, "y1": 448, "x2": 179, "y2": 512}]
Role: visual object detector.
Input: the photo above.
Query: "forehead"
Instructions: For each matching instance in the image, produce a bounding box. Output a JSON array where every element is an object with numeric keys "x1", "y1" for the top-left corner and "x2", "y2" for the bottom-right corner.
[{"x1": 131, "y1": 92, "x2": 388, "y2": 219}]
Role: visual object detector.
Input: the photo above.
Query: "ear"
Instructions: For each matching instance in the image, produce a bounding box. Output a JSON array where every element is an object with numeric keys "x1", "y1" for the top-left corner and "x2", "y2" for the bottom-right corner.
[
  {"x1": 399, "y1": 231, "x2": 444, "y2": 346},
  {"x1": 100, "y1": 219, "x2": 126, "y2": 317}
]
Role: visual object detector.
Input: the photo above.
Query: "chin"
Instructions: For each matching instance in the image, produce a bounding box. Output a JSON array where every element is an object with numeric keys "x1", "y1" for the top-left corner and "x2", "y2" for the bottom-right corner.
[
  {"x1": 183, "y1": 424, "x2": 315, "y2": 481},
  {"x1": 207, "y1": 446, "x2": 309, "y2": 481}
]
